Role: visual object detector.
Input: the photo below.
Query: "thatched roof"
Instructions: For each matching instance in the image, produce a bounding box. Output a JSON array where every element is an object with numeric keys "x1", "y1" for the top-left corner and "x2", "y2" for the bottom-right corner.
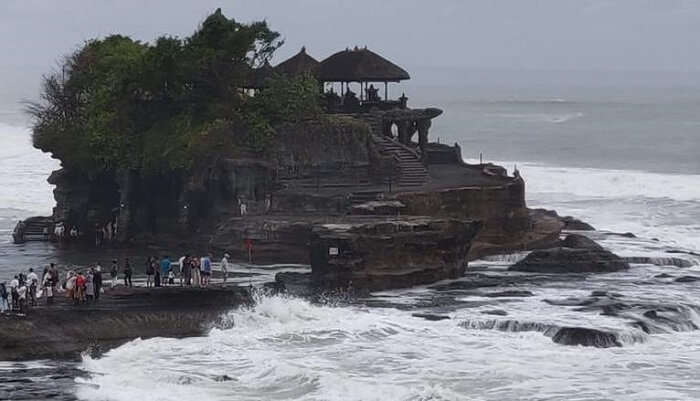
[
  {"x1": 275, "y1": 46, "x2": 319, "y2": 78},
  {"x1": 319, "y1": 47, "x2": 410, "y2": 82}
]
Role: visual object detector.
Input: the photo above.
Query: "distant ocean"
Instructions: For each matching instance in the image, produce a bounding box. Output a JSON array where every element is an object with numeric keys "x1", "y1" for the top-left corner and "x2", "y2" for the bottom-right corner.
[{"x1": 1, "y1": 84, "x2": 700, "y2": 400}]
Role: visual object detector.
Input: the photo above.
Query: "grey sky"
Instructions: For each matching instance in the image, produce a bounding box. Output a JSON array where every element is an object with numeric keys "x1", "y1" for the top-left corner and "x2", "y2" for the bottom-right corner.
[{"x1": 2, "y1": 0, "x2": 700, "y2": 116}]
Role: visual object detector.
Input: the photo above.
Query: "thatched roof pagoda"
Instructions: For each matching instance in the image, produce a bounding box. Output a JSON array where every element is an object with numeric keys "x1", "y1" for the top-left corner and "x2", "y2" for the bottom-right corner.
[
  {"x1": 275, "y1": 46, "x2": 319, "y2": 78},
  {"x1": 319, "y1": 47, "x2": 410, "y2": 83}
]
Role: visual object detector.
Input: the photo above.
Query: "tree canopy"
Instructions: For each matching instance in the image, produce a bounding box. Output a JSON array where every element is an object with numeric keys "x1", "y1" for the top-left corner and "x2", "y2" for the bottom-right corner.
[{"x1": 28, "y1": 9, "x2": 322, "y2": 176}]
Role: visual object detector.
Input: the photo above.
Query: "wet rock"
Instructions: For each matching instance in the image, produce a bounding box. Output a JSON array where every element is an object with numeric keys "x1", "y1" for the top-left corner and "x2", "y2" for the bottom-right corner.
[
  {"x1": 213, "y1": 375, "x2": 234, "y2": 382},
  {"x1": 562, "y1": 217, "x2": 596, "y2": 231},
  {"x1": 309, "y1": 217, "x2": 481, "y2": 291},
  {"x1": 654, "y1": 273, "x2": 673, "y2": 279},
  {"x1": 412, "y1": 313, "x2": 451, "y2": 321},
  {"x1": 0, "y1": 286, "x2": 252, "y2": 361},
  {"x1": 674, "y1": 275, "x2": 700, "y2": 283},
  {"x1": 531, "y1": 209, "x2": 595, "y2": 231},
  {"x1": 560, "y1": 234, "x2": 603, "y2": 251},
  {"x1": 510, "y1": 246, "x2": 629, "y2": 274},
  {"x1": 481, "y1": 309, "x2": 508, "y2": 316},
  {"x1": 551, "y1": 327, "x2": 621, "y2": 348},
  {"x1": 482, "y1": 290, "x2": 534, "y2": 298}
]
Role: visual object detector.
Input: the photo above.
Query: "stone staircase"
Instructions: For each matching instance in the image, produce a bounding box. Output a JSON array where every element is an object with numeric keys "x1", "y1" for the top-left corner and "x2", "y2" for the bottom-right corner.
[
  {"x1": 13, "y1": 218, "x2": 53, "y2": 243},
  {"x1": 355, "y1": 113, "x2": 429, "y2": 188},
  {"x1": 372, "y1": 134, "x2": 429, "y2": 187}
]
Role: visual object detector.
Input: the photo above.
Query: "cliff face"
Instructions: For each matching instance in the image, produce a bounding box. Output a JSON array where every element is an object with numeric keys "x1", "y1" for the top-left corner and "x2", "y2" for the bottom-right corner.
[
  {"x1": 309, "y1": 218, "x2": 482, "y2": 291},
  {"x1": 44, "y1": 117, "x2": 370, "y2": 245}
]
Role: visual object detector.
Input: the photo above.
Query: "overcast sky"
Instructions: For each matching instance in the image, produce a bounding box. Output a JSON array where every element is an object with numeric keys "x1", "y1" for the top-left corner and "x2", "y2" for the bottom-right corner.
[{"x1": 2, "y1": 0, "x2": 700, "y2": 115}]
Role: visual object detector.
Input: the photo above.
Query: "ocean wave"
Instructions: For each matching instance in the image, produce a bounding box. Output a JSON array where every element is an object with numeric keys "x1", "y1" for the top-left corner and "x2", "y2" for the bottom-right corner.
[{"x1": 491, "y1": 111, "x2": 584, "y2": 124}]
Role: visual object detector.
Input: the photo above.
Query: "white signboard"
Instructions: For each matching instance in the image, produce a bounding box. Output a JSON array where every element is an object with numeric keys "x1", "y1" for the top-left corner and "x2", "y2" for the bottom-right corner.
[{"x1": 329, "y1": 247, "x2": 339, "y2": 256}]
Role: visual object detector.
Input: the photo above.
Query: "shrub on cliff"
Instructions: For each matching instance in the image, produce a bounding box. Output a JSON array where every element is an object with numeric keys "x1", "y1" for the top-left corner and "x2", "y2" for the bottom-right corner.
[{"x1": 27, "y1": 8, "x2": 311, "y2": 176}]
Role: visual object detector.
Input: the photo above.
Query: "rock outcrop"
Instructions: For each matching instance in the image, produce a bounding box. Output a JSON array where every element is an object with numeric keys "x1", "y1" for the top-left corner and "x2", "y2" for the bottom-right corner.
[
  {"x1": 0, "y1": 286, "x2": 251, "y2": 361},
  {"x1": 551, "y1": 327, "x2": 621, "y2": 348},
  {"x1": 309, "y1": 217, "x2": 482, "y2": 291},
  {"x1": 510, "y1": 234, "x2": 630, "y2": 274},
  {"x1": 531, "y1": 208, "x2": 595, "y2": 231}
]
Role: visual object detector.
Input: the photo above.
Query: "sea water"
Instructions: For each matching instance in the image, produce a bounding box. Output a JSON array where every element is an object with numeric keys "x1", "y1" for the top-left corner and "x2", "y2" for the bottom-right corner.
[{"x1": 1, "y1": 85, "x2": 699, "y2": 400}]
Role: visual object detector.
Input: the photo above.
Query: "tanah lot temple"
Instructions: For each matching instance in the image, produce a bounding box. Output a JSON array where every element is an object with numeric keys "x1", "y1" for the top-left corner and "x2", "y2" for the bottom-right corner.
[
  {"x1": 244, "y1": 46, "x2": 445, "y2": 168},
  {"x1": 16, "y1": 45, "x2": 564, "y2": 296}
]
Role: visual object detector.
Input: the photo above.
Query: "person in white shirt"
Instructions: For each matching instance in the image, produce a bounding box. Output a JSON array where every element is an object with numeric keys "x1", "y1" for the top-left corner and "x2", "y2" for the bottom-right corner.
[
  {"x1": 221, "y1": 253, "x2": 230, "y2": 283},
  {"x1": 42, "y1": 269, "x2": 54, "y2": 305},
  {"x1": 9, "y1": 276, "x2": 19, "y2": 311},
  {"x1": 27, "y1": 269, "x2": 38, "y2": 284},
  {"x1": 178, "y1": 255, "x2": 186, "y2": 286},
  {"x1": 16, "y1": 284, "x2": 27, "y2": 313},
  {"x1": 26, "y1": 268, "x2": 38, "y2": 306}
]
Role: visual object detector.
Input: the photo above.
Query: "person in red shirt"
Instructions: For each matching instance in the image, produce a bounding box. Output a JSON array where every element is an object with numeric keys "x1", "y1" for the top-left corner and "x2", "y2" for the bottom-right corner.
[{"x1": 75, "y1": 272, "x2": 86, "y2": 304}]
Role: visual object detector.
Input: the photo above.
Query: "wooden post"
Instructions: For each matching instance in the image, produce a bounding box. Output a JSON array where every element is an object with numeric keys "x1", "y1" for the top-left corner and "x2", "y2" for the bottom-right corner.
[{"x1": 384, "y1": 82, "x2": 388, "y2": 100}]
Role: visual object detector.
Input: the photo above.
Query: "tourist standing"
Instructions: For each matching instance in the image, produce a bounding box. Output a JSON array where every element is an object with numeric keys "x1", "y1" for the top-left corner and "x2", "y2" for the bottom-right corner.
[
  {"x1": 145, "y1": 257, "x2": 154, "y2": 288},
  {"x1": 49, "y1": 263, "x2": 59, "y2": 294},
  {"x1": 42, "y1": 269, "x2": 54, "y2": 305},
  {"x1": 16, "y1": 282, "x2": 28, "y2": 313},
  {"x1": 110, "y1": 259, "x2": 118, "y2": 288},
  {"x1": 191, "y1": 257, "x2": 201, "y2": 287},
  {"x1": 94, "y1": 263, "x2": 103, "y2": 301},
  {"x1": 85, "y1": 270, "x2": 95, "y2": 303},
  {"x1": 27, "y1": 268, "x2": 38, "y2": 306},
  {"x1": 123, "y1": 258, "x2": 133, "y2": 287},
  {"x1": 151, "y1": 256, "x2": 161, "y2": 287},
  {"x1": 183, "y1": 255, "x2": 192, "y2": 286},
  {"x1": 178, "y1": 254, "x2": 186, "y2": 286},
  {"x1": 160, "y1": 256, "x2": 171, "y2": 287},
  {"x1": 221, "y1": 253, "x2": 230, "y2": 283},
  {"x1": 9, "y1": 275, "x2": 19, "y2": 311},
  {"x1": 75, "y1": 272, "x2": 86, "y2": 304},
  {"x1": 201, "y1": 254, "x2": 212, "y2": 287},
  {"x1": 0, "y1": 283, "x2": 9, "y2": 312},
  {"x1": 65, "y1": 271, "x2": 76, "y2": 300}
]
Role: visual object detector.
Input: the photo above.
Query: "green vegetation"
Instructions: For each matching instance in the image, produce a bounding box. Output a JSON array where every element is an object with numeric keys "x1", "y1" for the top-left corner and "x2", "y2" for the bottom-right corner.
[{"x1": 28, "y1": 9, "x2": 322, "y2": 176}]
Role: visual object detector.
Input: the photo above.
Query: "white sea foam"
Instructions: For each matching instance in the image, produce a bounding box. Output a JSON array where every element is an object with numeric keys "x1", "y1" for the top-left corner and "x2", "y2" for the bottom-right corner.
[
  {"x1": 0, "y1": 123, "x2": 59, "y2": 218},
  {"x1": 75, "y1": 293, "x2": 700, "y2": 401},
  {"x1": 466, "y1": 159, "x2": 700, "y2": 252}
]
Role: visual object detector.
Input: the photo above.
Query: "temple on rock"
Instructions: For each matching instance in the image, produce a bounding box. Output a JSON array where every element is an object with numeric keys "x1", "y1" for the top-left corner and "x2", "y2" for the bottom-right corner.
[{"x1": 16, "y1": 43, "x2": 564, "y2": 295}]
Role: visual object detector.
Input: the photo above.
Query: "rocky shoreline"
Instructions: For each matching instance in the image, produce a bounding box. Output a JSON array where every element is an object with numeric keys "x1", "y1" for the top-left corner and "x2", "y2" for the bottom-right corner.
[{"x1": 0, "y1": 285, "x2": 251, "y2": 361}]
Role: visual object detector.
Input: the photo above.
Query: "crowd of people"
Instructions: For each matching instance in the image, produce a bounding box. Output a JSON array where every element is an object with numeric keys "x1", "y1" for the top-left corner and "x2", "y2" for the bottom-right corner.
[
  {"x1": 0, "y1": 253, "x2": 232, "y2": 314},
  {"x1": 1, "y1": 264, "x2": 60, "y2": 314}
]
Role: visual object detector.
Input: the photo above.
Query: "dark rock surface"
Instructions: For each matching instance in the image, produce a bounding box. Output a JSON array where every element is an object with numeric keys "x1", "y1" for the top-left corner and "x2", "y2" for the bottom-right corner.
[
  {"x1": 531, "y1": 208, "x2": 595, "y2": 231},
  {"x1": 551, "y1": 327, "x2": 621, "y2": 348},
  {"x1": 412, "y1": 313, "x2": 451, "y2": 321},
  {"x1": 560, "y1": 234, "x2": 604, "y2": 250},
  {"x1": 509, "y1": 234, "x2": 629, "y2": 274},
  {"x1": 481, "y1": 309, "x2": 508, "y2": 316},
  {"x1": 674, "y1": 275, "x2": 700, "y2": 283},
  {"x1": 309, "y1": 217, "x2": 482, "y2": 291},
  {"x1": 0, "y1": 286, "x2": 251, "y2": 361}
]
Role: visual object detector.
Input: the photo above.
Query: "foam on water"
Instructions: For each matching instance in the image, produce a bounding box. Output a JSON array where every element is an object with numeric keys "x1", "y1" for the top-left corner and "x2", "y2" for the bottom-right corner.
[
  {"x1": 467, "y1": 159, "x2": 700, "y2": 252},
  {"x1": 0, "y1": 123, "x2": 59, "y2": 235},
  {"x1": 75, "y1": 292, "x2": 700, "y2": 401}
]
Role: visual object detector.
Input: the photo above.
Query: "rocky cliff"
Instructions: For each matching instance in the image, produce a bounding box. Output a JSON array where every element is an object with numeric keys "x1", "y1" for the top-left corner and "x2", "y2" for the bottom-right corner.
[{"x1": 309, "y1": 217, "x2": 482, "y2": 291}]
